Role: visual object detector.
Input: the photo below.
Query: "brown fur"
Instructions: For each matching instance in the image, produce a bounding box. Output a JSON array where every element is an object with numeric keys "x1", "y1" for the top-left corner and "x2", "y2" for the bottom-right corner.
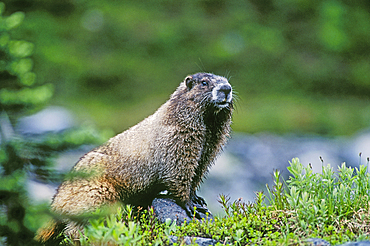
[{"x1": 35, "y1": 72, "x2": 233, "y2": 243}]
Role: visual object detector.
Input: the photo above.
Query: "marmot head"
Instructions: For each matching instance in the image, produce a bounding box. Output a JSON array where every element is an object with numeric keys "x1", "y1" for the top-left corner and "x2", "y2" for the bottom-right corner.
[{"x1": 184, "y1": 73, "x2": 233, "y2": 111}]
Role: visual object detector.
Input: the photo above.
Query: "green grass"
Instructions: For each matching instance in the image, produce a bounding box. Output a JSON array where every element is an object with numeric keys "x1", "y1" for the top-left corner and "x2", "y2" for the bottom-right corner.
[{"x1": 64, "y1": 158, "x2": 370, "y2": 245}]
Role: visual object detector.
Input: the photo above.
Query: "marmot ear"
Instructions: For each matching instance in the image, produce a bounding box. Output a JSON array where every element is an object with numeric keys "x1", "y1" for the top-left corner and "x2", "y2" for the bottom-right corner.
[{"x1": 185, "y1": 76, "x2": 194, "y2": 90}]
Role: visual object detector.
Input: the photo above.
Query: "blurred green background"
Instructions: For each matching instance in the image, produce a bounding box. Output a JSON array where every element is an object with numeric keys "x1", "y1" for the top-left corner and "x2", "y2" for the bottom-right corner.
[{"x1": 4, "y1": 0, "x2": 370, "y2": 136}]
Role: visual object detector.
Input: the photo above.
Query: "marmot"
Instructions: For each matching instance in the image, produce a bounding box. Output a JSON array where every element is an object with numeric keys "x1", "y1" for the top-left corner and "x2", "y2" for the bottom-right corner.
[{"x1": 36, "y1": 72, "x2": 233, "y2": 243}]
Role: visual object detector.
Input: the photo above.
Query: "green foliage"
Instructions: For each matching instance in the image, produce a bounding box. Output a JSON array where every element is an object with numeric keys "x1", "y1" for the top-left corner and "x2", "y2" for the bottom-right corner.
[
  {"x1": 68, "y1": 206, "x2": 166, "y2": 246},
  {"x1": 70, "y1": 158, "x2": 370, "y2": 245},
  {"x1": 1, "y1": 0, "x2": 369, "y2": 135},
  {"x1": 81, "y1": 215, "x2": 144, "y2": 245},
  {"x1": 0, "y1": 2, "x2": 50, "y2": 114},
  {"x1": 283, "y1": 158, "x2": 370, "y2": 240},
  {"x1": 0, "y1": 3, "x2": 109, "y2": 245}
]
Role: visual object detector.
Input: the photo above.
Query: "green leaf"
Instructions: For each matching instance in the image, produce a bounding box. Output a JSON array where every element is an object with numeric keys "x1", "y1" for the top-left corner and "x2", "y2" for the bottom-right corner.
[
  {"x1": 11, "y1": 58, "x2": 33, "y2": 75},
  {"x1": 0, "y1": 83, "x2": 54, "y2": 105},
  {"x1": 0, "y1": 2, "x2": 5, "y2": 16},
  {"x1": 0, "y1": 60, "x2": 6, "y2": 71},
  {"x1": 20, "y1": 72, "x2": 36, "y2": 86},
  {"x1": 6, "y1": 12, "x2": 25, "y2": 30},
  {"x1": 8, "y1": 40, "x2": 34, "y2": 58},
  {"x1": 0, "y1": 33, "x2": 10, "y2": 47},
  {"x1": 0, "y1": 148, "x2": 7, "y2": 163}
]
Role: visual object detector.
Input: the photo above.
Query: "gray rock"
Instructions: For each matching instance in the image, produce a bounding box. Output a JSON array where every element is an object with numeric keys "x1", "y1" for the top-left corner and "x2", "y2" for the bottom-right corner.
[
  {"x1": 168, "y1": 235, "x2": 217, "y2": 246},
  {"x1": 153, "y1": 197, "x2": 218, "y2": 245},
  {"x1": 339, "y1": 241, "x2": 370, "y2": 246},
  {"x1": 304, "y1": 238, "x2": 370, "y2": 246},
  {"x1": 152, "y1": 197, "x2": 192, "y2": 225},
  {"x1": 306, "y1": 238, "x2": 331, "y2": 246},
  {"x1": 152, "y1": 197, "x2": 214, "y2": 225}
]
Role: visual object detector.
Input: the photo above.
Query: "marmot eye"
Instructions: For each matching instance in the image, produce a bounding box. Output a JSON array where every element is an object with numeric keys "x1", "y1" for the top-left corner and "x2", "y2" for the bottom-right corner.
[{"x1": 201, "y1": 81, "x2": 208, "y2": 86}]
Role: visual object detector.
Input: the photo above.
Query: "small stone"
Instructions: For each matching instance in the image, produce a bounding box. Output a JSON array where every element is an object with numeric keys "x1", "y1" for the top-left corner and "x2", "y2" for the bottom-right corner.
[
  {"x1": 305, "y1": 238, "x2": 331, "y2": 246},
  {"x1": 152, "y1": 197, "x2": 217, "y2": 245},
  {"x1": 339, "y1": 241, "x2": 370, "y2": 246},
  {"x1": 152, "y1": 197, "x2": 192, "y2": 225},
  {"x1": 152, "y1": 197, "x2": 214, "y2": 225},
  {"x1": 169, "y1": 235, "x2": 217, "y2": 246}
]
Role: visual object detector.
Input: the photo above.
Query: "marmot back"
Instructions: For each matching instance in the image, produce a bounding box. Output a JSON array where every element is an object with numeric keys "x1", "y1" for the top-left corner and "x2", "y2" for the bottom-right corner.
[{"x1": 36, "y1": 72, "x2": 233, "y2": 244}]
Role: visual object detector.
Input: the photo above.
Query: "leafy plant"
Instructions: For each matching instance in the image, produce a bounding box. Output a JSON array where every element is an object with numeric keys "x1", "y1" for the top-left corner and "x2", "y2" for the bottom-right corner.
[
  {"x1": 282, "y1": 158, "x2": 370, "y2": 242},
  {"x1": 66, "y1": 158, "x2": 370, "y2": 245}
]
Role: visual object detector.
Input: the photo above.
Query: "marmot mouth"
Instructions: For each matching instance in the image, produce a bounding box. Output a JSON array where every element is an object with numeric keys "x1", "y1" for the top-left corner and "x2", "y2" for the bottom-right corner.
[{"x1": 215, "y1": 101, "x2": 230, "y2": 108}]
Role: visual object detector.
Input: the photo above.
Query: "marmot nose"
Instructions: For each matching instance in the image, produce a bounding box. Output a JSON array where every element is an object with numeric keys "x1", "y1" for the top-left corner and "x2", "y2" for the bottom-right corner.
[{"x1": 219, "y1": 84, "x2": 231, "y2": 96}]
